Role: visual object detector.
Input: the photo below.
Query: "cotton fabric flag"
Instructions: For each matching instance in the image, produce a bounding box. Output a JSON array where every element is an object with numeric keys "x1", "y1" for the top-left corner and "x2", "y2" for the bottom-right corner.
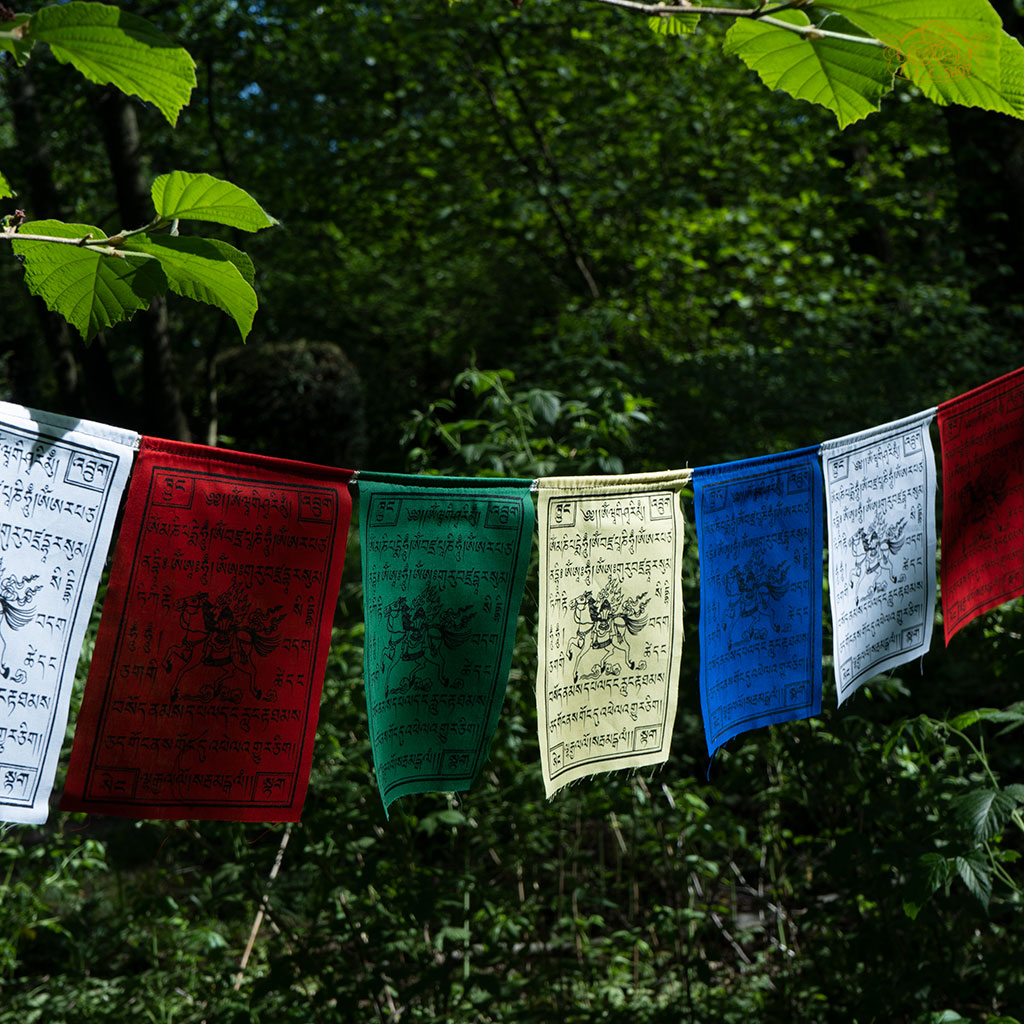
[
  {"x1": 535, "y1": 470, "x2": 690, "y2": 797},
  {"x1": 61, "y1": 437, "x2": 352, "y2": 821},
  {"x1": 694, "y1": 447, "x2": 822, "y2": 759},
  {"x1": 938, "y1": 366, "x2": 1024, "y2": 643},
  {"x1": 821, "y1": 411, "x2": 937, "y2": 704},
  {"x1": 358, "y1": 473, "x2": 534, "y2": 815},
  {"x1": 0, "y1": 402, "x2": 138, "y2": 825}
]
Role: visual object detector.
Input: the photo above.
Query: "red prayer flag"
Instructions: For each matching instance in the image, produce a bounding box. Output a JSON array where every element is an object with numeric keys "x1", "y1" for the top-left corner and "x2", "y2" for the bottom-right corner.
[
  {"x1": 61, "y1": 438, "x2": 353, "y2": 821},
  {"x1": 938, "y1": 366, "x2": 1024, "y2": 644}
]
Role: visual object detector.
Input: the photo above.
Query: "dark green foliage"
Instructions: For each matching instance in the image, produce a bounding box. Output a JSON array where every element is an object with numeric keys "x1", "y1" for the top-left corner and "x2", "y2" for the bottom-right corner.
[{"x1": 216, "y1": 339, "x2": 367, "y2": 467}]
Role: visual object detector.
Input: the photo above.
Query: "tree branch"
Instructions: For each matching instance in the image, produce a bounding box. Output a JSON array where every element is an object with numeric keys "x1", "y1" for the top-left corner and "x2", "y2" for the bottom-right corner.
[
  {"x1": 0, "y1": 228, "x2": 162, "y2": 257},
  {"x1": 586, "y1": 0, "x2": 890, "y2": 47},
  {"x1": 1, "y1": 210, "x2": 171, "y2": 254},
  {"x1": 585, "y1": 0, "x2": 798, "y2": 17}
]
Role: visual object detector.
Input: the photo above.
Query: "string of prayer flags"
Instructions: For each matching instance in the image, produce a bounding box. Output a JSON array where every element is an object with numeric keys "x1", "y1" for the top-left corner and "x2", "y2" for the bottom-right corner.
[
  {"x1": 0, "y1": 403, "x2": 138, "y2": 824},
  {"x1": 358, "y1": 472, "x2": 534, "y2": 815},
  {"x1": 938, "y1": 366, "x2": 1024, "y2": 644},
  {"x1": 60, "y1": 438, "x2": 353, "y2": 822},
  {"x1": 694, "y1": 447, "x2": 822, "y2": 759},
  {"x1": 821, "y1": 411, "x2": 938, "y2": 705},
  {"x1": 534, "y1": 470, "x2": 690, "y2": 797}
]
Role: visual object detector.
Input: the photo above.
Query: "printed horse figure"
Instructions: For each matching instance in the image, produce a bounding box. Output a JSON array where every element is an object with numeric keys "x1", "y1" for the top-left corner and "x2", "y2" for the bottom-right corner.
[
  {"x1": 0, "y1": 564, "x2": 43, "y2": 681},
  {"x1": 380, "y1": 593, "x2": 473, "y2": 698},
  {"x1": 381, "y1": 597, "x2": 445, "y2": 698},
  {"x1": 726, "y1": 565, "x2": 789, "y2": 650},
  {"x1": 849, "y1": 518, "x2": 908, "y2": 606},
  {"x1": 570, "y1": 590, "x2": 649, "y2": 683},
  {"x1": 164, "y1": 588, "x2": 282, "y2": 704}
]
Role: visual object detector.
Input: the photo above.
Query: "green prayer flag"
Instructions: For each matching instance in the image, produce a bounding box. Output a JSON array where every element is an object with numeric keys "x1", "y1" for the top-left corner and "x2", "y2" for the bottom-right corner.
[{"x1": 358, "y1": 473, "x2": 535, "y2": 815}]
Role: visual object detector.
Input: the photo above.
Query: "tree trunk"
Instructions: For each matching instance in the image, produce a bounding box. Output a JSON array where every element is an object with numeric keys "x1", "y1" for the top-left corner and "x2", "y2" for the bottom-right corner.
[
  {"x1": 4, "y1": 64, "x2": 83, "y2": 413},
  {"x1": 96, "y1": 85, "x2": 192, "y2": 441}
]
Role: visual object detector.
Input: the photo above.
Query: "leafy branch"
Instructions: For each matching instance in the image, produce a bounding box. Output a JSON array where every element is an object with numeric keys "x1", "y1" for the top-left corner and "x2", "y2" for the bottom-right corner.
[
  {"x1": 583, "y1": 0, "x2": 1024, "y2": 128},
  {"x1": 886, "y1": 703, "x2": 1024, "y2": 916},
  {"x1": 0, "y1": 3, "x2": 276, "y2": 340}
]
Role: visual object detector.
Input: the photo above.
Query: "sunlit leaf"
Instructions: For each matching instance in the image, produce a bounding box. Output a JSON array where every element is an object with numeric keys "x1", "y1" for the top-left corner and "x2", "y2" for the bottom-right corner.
[
  {"x1": 28, "y1": 2, "x2": 196, "y2": 125},
  {"x1": 0, "y1": 170, "x2": 13, "y2": 200},
  {"x1": 124, "y1": 234, "x2": 257, "y2": 339},
  {"x1": 826, "y1": 0, "x2": 1024, "y2": 118},
  {"x1": 11, "y1": 219, "x2": 164, "y2": 340},
  {"x1": 0, "y1": 12, "x2": 33, "y2": 65},
  {"x1": 723, "y1": 10, "x2": 895, "y2": 128},
  {"x1": 949, "y1": 703, "x2": 1024, "y2": 733},
  {"x1": 948, "y1": 707, "x2": 1000, "y2": 730},
  {"x1": 648, "y1": 13, "x2": 700, "y2": 35},
  {"x1": 151, "y1": 172, "x2": 277, "y2": 232}
]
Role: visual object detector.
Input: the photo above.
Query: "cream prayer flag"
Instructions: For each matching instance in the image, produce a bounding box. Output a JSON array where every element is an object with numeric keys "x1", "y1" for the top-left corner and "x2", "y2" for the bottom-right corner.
[
  {"x1": 0, "y1": 402, "x2": 138, "y2": 824},
  {"x1": 821, "y1": 411, "x2": 937, "y2": 704},
  {"x1": 535, "y1": 470, "x2": 690, "y2": 797}
]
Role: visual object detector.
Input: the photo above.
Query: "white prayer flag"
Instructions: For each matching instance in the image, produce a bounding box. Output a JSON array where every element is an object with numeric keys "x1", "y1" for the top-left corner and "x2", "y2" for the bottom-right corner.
[
  {"x1": 535, "y1": 470, "x2": 690, "y2": 797},
  {"x1": 821, "y1": 410, "x2": 937, "y2": 705},
  {"x1": 0, "y1": 402, "x2": 138, "y2": 824}
]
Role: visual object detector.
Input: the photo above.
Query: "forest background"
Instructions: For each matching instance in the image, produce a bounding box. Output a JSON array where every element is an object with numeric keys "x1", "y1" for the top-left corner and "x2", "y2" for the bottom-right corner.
[{"x1": 2, "y1": 0, "x2": 1024, "y2": 1021}]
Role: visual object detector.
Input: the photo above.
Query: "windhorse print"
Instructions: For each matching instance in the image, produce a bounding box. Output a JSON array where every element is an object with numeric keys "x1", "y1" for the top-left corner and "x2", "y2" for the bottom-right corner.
[
  {"x1": 822, "y1": 411, "x2": 936, "y2": 704},
  {"x1": 535, "y1": 471, "x2": 689, "y2": 797},
  {"x1": 848, "y1": 515, "x2": 908, "y2": 606},
  {"x1": 0, "y1": 402, "x2": 138, "y2": 826},
  {"x1": 939, "y1": 368, "x2": 1024, "y2": 642},
  {"x1": 723, "y1": 555, "x2": 791, "y2": 650},
  {"x1": 61, "y1": 436, "x2": 354, "y2": 822},
  {"x1": 0, "y1": 560, "x2": 43, "y2": 683},
  {"x1": 163, "y1": 583, "x2": 285, "y2": 704},
  {"x1": 694, "y1": 447, "x2": 822, "y2": 758},
  {"x1": 380, "y1": 585, "x2": 474, "y2": 698},
  {"x1": 358, "y1": 474, "x2": 535, "y2": 815},
  {"x1": 567, "y1": 579, "x2": 649, "y2": 682}
]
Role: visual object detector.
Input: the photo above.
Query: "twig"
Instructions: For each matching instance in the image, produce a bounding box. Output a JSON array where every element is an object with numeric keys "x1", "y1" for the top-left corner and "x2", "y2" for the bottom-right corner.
[
  {"x1": 585, "y1": 0, "x2": 889, "y2": 47},
  {"x1": 689, "y1": 870, "x2": 777, "y2": 990},
  {"x1": 233, "y1": 824, "x2": 292, "y2": 991}
]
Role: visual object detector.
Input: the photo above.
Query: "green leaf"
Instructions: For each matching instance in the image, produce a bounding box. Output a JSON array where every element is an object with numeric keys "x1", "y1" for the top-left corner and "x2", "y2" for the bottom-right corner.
[
  {"x1": 0, "y1": 12, "x2": 34, "y2": 65},
  {"x1": 10, "y1": 219, "x2": 164, "y2": 340},
  {"x1": 123, "y1": 235, "x2": 257, "y2": 339},
  {"x1": 953, "y1": 788, "x2": 1017, "y2": 841},
  {"x1": 902, "y1": 852, "x2": 951, "y2": 918},
  {"x1": 27, "y1": 2, "x2": 196, "y2": 125},
  {"x1": 151, "y1": 172, "x2": 277, "y2": 232},
  {"x1": 955, "y1": 851, "x2": 992, "y2": 908},
  {"x1": 1005, "y1": 784, "x2": 1024, "y2": 803},
  {"x1": 527, "y1": 389, "x2": 562, "y2": 426},
  {"x1": 948, "y1": 707, "x2": 999, "y2": 729},
  {"x1": 648, "y1": 14, "x2": 700, "y2": 36},
  {"x1": 950, "y1": 704, "x2": 1024, "y2": 733},
  {"x1": 723, "y1": 10, "x2": 895, "y2": 128},
  {"x1": 0, "y1": 170, "x2": 13, "y2": 200},
  {"x1": 825, "y1": 0, "x2": 1024, "y2": 118}
]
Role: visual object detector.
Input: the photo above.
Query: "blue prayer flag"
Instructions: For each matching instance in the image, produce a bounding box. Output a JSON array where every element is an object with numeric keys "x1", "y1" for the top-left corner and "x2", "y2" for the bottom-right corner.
[{"x1": 693, "y1": 447, "x2": 823, "y2": 758}]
